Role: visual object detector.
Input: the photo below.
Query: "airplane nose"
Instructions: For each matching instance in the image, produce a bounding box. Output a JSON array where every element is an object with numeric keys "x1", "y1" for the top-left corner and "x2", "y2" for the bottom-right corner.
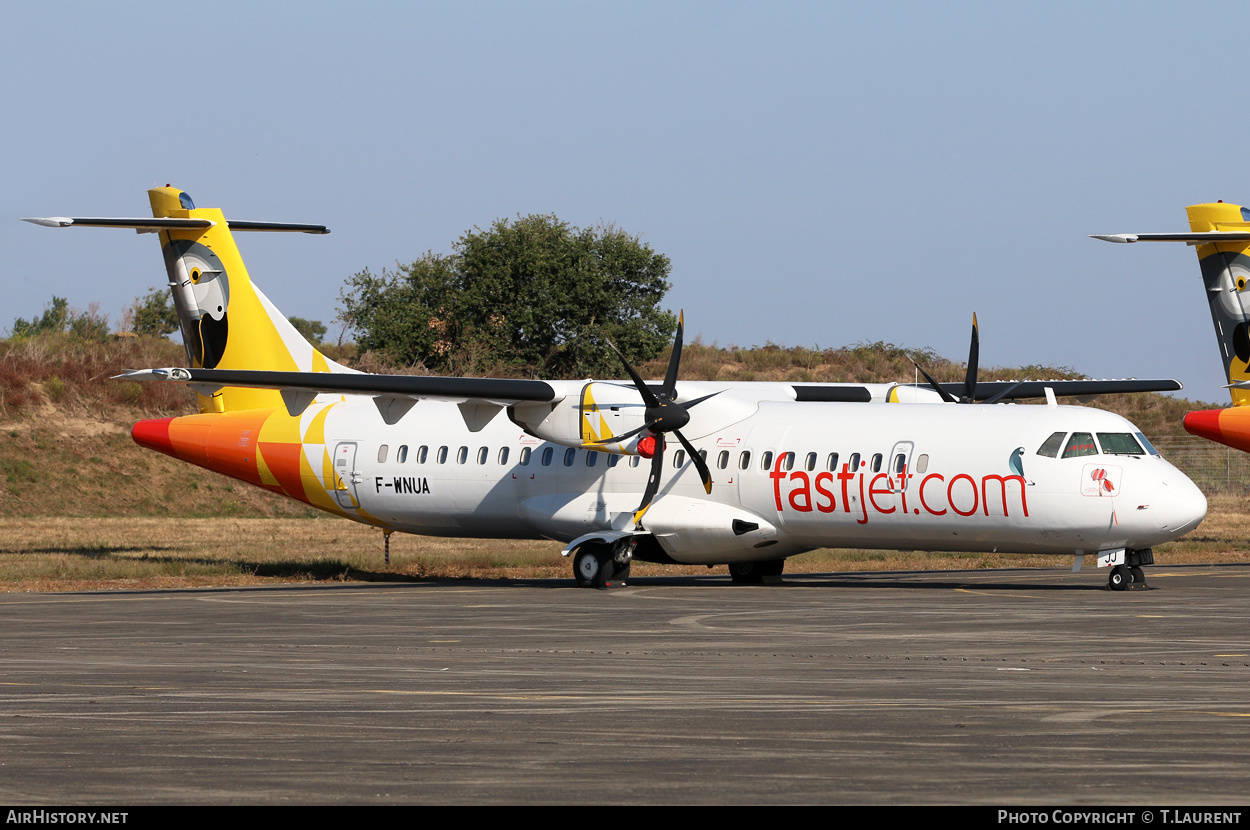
[{"x1": 1148, "y1": 473, "x2": 1207, "y2": 538}]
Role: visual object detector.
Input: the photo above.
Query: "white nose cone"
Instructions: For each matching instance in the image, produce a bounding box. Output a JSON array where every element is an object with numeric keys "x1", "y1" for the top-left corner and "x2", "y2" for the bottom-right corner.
[{"x1": 1138, "y1": 469, "x2": 1207, "y2": 541}]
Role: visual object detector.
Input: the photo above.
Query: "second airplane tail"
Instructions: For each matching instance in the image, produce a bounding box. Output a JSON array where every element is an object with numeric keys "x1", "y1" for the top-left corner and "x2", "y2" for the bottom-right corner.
[{"x1": 1184, "y1": 202, "x2": 1250, "y2": 407}]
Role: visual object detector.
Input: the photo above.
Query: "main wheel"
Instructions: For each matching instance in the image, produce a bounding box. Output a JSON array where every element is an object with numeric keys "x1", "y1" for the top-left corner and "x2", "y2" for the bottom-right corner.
[
  {"x1": 573, "y1": 548, "x2": 613, "y2": 589},
  {"x1": 728, "y1": 561, "x2": 763, "y2": 584},
  {"x1": 1108, "y1": 565, "x2": 1129, "y2": 592},
  {"x1": 1130, "y1": 566, "x2": 1146, "y2": 588}
]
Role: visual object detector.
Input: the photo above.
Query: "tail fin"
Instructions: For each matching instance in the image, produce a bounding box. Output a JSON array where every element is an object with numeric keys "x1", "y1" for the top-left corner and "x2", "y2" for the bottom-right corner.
[
  {"x1": 147, "y1": 186, "x2": 349, "y2": 413},
  {"x1": 1092, "y1": 203, "x2": 1250, "y2": 406},
  {"x1": 1185, "y1": 202, "x2": 1250, "y2": 406}
]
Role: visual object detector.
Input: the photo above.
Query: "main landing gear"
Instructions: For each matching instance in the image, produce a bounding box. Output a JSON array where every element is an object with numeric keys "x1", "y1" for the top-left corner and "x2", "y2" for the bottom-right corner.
[
  {"x1": 728, "y1": 559, "x2": 785, "y2": 585},
  {"x1": 572, "y1": 540, "x2": 633, "y2": 589},
  {"x1": 1107, "y1": 548, "x2": 1153, "y2": 592}
]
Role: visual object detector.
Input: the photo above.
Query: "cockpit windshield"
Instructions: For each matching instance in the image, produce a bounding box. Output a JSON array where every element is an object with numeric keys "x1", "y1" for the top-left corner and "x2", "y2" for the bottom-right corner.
[
  {"x1": 1061, "y1": 432, "x2": 1097, "y2": 458},
  {"x1": 1097, "y1": 433, "x2": 1145, "y2": 455}
]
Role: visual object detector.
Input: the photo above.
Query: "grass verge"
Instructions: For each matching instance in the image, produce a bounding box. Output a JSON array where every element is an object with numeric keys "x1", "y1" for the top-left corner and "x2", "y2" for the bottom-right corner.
[{"x1": 0, "y1": 496, "x2": 1246, "y2": 592}]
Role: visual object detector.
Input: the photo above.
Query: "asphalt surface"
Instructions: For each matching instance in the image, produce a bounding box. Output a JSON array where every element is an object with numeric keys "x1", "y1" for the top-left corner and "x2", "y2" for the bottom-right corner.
[{"x1": 2, "y1": 565, "x2": 1249, "y2": 805}]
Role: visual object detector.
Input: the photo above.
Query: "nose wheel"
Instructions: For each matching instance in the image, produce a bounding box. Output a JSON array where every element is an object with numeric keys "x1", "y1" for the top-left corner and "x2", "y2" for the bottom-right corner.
[{"x1": 1107, "y1": 563, "x2": 1149, "y2": 591}]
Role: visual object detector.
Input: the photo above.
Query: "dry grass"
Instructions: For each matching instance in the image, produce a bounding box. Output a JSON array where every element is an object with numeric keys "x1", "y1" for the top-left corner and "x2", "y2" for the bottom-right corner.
[{"x1": 0, "y1": 496, "x2": 1245, "y2": 592}]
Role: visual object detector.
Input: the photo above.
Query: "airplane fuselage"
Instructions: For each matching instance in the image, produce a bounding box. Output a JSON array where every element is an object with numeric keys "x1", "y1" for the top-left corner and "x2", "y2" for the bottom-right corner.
[{"x1": 133, "y1": 395, "x2": 1206, "y2": 565}]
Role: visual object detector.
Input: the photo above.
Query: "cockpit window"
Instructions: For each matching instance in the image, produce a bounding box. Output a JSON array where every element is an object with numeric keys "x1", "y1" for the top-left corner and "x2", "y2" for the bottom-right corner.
[
  {"x1": 1135, "y1": 432, "x2": 1160, "y2": 456},
  {"x1": 1097, "y1": 433, "x2": 1145, "y2": 455},
  {"x1": 1036, "y1": 432, "x2": 1065, "y2": 458},
  {"x1": 1061, "y1": 432, "x2": 1097, "y2": 458}
]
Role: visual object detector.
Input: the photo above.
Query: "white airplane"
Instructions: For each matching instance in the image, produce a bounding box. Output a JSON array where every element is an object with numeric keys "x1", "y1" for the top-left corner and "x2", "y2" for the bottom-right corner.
[{"x1": 25, "y1": 187, "x2": 1207, "y2": 591}]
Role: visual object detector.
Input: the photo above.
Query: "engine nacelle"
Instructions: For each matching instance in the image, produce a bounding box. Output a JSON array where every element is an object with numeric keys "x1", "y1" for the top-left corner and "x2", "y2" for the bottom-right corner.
[
  {"x1": 510, "y1": 381, "x2": 647, "y2": 453},
  {"x1": 641, "y1": 496, "x2": 800, "y2": 564}
]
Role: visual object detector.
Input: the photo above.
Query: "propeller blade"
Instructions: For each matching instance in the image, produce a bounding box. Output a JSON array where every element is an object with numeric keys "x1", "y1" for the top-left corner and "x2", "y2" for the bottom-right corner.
[
  {"x1": 633, "y1": 440, "x2": 666, "y2": 527},
  {"x1": 963, "y1": 312, "x2": 979, "y2": 403},
  {"x1": 607, "y1": 341, "x2": 661, "y2": 408},
  {"x1": 980, "y1": 381, "x2": 1021, "y2": 405},
  {"x1": 586, "y1": 422, "x2": 651, "y2": 447},
  {"x1": 677, "y1": 390, "x2": 722, "y2": 412},
  {"x1": 661, "y1": 310, "x2": 684, "y2": 400},
  {"x1": 674, "y1": 429, "x2": 713, "y2": 494},
  {"x1": 913, "y1": 361, "x2": 957, "y2": 403}
]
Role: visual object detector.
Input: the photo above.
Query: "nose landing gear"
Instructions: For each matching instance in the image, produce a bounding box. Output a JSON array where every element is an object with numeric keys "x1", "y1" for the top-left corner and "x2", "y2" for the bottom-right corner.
[{"x1": 1107, "y1": 548, "x2": 1153, "y2": 591}]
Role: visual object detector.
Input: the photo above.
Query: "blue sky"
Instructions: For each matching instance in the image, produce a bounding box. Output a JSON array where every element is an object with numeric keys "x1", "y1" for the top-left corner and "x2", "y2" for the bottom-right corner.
[{"x1": 2, "y1": 1, "x2": 1246, "y2": 402}]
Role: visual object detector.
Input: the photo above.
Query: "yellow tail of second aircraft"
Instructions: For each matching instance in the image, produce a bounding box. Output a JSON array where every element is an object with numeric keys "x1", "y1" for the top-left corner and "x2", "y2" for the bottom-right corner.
[
  {"x1": 1185, "y1": 201, "x2": 1250, "y2": 408},
  {"x1": 147, "y1": 186, "x2": 347, "y2": 413}
]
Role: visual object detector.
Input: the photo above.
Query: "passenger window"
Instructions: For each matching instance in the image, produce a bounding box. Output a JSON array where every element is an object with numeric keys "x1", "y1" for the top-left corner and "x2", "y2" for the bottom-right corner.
[
  {"x1": 398, "y1": 445, "x2": 408, "y2": 464},
  {"x1": 476, "y1": 447, "x2": 488, "y2": 465},
  {"x1": 1097, "y1": 433, "x2": 1145, "y2": 455},
  {"x1": 417, "y1": 445, "x2": 428, "y2": 464},
  {"x1": 739, "y1": 451, "x2": 751, "y2": 470},
  {"x1": 893, "y1": 453, "x2": 906, "y2": 474},
  {"x1": 698, "y1": 449, "x2": 707, "y2": 465},
  {"x1": 564, "y1": 448, "x2": 576, "y2": 466},
  {"x1": 1061, "y1": 432, "x2": 1098, "y2": 458},
  {"x1": 608, "y1": 455, "x2": 620, "y2": 467},
  {"x1": 457, "y1": 446, "x2": 468, "y2": 464},
  {"x1": 586, "y1": 451, "x2": 598, "y2": 467},
  {"x1": 916, "y1": 454, "x2": 929, "y2": 473},
  {"x1": 674, "y1": 450, "x2": 686, "y2": 467},
  {"x1": 377, "y1": 445, "x2": 389, "y2": 464},
  {"x1": 827, "y1": 452, "x2": 840, "y2": 472},
  {"x1": 630, "y1": 455, "x2": 641, "y2": 467},
  {"x1": 761, "y1": 451, "x2": 774, "y2": 470},
  {"x1": 519, "y1": 447, "x2": 531, "y2": 466},
  {"x1": 1036, "y1": 432, "x2": 1065, "y2": 458},
  {"x1": 437, "y1": 446, "x2": 448, "y2": 464},
  {"x1": 871, "y1": 453, "x2": 883, "y2": 473},
  {"x1": 541, "y1": 447, "x2": 554, "y2": 466},
  {"x1": 848, "y1": 453, "x2": 861, "y2": 471},
  {"x1": 717, "y1": 450, "x2": 729, "y2": 470},
  {"x1": 805, "y1": 452, "x2": 817, "y2": 472},
  {"x1": 781, "y1": 452, "x2": 795, "y2": 471},
  {"x1": 498, "y1": 447, "x2": 510, "y2": 465}
]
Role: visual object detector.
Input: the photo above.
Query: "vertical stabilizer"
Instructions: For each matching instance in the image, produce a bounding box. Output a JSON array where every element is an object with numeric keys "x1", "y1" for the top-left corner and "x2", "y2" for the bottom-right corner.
[
  {"x1": 148, "y1": 187, "x2": 348, "y2": 413},
  {"x1": 1186, "y1": 201, "x2": 1250, "y2": 407}
]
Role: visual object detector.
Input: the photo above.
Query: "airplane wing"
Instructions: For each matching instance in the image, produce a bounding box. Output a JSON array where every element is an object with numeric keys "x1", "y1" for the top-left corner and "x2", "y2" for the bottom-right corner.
[
  {"x1": 118, "y1": 367, "x2": 560, "y2": 430},
  {"x1": 923, "y1": 378, "x2": 1183, "y2": 400}
]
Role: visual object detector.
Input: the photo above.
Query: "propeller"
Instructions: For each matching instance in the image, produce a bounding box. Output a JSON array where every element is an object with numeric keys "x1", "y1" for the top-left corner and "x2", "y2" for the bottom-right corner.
[
  {"x1": 596, "y1": 311, "x2": 716, "y2": 528},
  {"x1": 913, "y1": 313, "x2": 1020, "y2": 404}
]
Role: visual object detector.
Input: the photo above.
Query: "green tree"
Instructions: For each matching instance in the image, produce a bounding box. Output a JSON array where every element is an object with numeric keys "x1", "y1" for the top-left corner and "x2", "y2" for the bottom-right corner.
[
  {"x1": 339, "y1": 215, "x2": 676, "y2": 377},
  {"x1": 288, "y1": 317, "x2": 328, "y2": 346},
  {"x1": 127, "y1": 287, "x2": 180, "y2": 338},
  {"x1": 11, "y1": 296, "x2": 110, "y2": 342}
]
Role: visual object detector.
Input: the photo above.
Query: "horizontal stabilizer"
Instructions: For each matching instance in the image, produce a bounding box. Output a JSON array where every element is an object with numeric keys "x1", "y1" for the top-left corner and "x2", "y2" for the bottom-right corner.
[
  {"x1": 23, "y1": 217, "x2": 214, "y2": 230},
  {"x1": 1091, "y1": 232, "x2": 1250, "y2": 244},
  {"x1": 23, "y1": 217, "x2": 328, "y2": 234}
]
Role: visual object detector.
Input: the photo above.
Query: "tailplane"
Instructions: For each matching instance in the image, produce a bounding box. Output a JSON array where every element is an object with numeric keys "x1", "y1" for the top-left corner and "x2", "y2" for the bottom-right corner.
[{"x1": 26, "y1": 187, "x2": 351, "y2": 413}]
